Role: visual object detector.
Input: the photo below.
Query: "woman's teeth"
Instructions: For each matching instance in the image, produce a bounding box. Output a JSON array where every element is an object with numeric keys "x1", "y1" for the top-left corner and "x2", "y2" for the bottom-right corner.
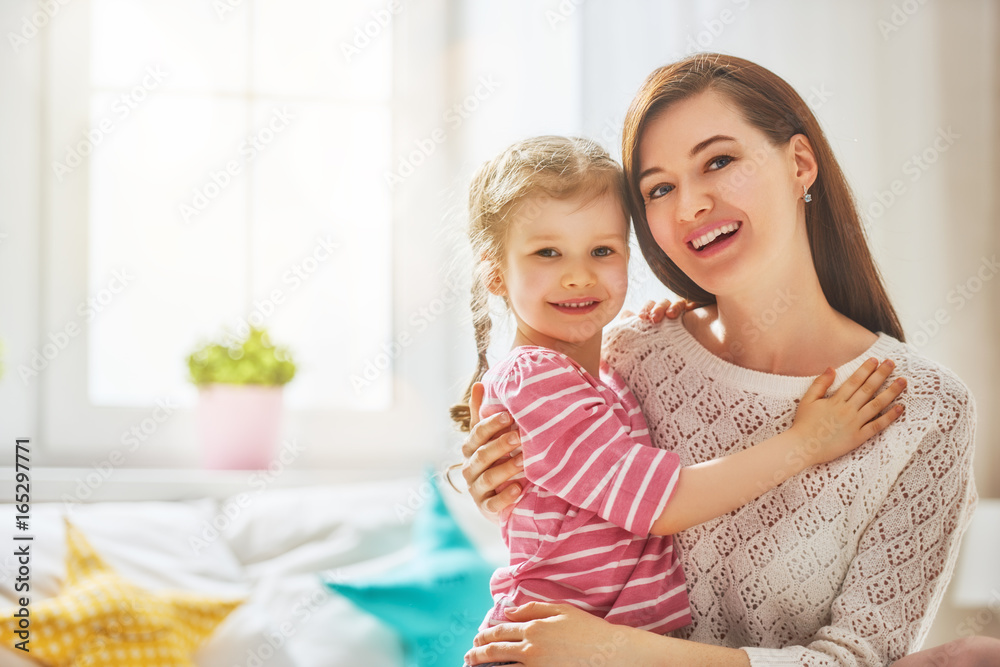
[{"x1": 692, "y1": 222, "x2": 740, "y2": 250}]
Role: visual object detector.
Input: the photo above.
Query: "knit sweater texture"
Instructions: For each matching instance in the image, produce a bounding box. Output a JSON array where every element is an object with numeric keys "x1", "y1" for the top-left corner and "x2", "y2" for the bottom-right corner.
[{"x1": 602, "y1": 315, "x2": 978, "y2": 666}]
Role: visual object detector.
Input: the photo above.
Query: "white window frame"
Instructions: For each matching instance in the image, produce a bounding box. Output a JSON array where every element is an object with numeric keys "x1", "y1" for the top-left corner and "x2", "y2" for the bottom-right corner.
[{"x1": 35, "y1": 0, "x2": 462, "y2": 472}]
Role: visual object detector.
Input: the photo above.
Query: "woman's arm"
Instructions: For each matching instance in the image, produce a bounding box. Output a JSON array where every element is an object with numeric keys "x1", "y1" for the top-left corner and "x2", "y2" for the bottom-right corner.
[
  {"x1": 465, "y1": 602, "x2": 751, "y2": 667},
  {"x1": 736, "y1": 376, "x2": 977, "y2": 666}
]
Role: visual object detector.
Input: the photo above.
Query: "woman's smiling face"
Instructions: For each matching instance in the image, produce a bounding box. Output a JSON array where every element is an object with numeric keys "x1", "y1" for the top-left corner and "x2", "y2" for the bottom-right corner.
[{"x1": 637, "y1": 89, "x2": 811, "y2": 298}]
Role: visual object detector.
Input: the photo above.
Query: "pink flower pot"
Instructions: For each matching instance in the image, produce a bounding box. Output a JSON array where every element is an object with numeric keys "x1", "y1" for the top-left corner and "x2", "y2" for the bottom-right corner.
[{"x1": 197, "y1": 384, "x2": 284, "y2": 469}]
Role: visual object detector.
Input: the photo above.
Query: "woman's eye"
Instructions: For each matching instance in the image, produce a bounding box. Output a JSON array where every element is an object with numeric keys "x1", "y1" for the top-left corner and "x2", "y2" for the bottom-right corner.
[
  {"x1": 708, "y1": 155, "x2": 734, "y2": 170},
  {"x1": 648, "y1": 184, "x2": 673, "y2": 200},
  {"x1": 592, "y1": 246, "x2": 614, "y2": 257},
  {"x1": 535, "y1": 248, "x2": 558, "y2": 258}
]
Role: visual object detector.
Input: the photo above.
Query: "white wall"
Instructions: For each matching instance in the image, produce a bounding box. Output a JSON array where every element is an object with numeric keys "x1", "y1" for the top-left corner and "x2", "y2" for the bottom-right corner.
[{"x1": 0, "y1": 1, "x2": 42, "y2": 467}]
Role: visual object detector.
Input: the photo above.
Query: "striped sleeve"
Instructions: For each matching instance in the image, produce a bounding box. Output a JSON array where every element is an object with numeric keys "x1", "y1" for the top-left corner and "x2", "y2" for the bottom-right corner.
[{"x1": 495, "y1": 349, "x2": 681, "y2": 536}]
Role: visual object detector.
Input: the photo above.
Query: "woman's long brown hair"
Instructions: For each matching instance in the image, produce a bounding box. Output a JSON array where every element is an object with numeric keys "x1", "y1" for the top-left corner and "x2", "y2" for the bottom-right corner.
[{"x1": 621, "y1": 53, "x2": 904, "y2": 341}]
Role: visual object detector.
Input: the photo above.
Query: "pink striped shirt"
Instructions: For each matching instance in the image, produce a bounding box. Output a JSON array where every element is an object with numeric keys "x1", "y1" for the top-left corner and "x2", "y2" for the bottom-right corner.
[{"x1": 479, "y1": 346, "x2": 691, "y2": 634}]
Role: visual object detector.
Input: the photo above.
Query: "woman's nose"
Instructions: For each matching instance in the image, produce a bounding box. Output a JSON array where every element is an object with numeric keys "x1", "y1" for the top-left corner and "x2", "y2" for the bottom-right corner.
[{"x1": 676, "y1": 185, "x2": 713, "y2": 223}]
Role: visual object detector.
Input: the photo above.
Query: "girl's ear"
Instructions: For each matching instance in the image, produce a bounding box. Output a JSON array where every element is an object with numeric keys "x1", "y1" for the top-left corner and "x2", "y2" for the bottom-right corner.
[{"x1": 485, "y1": 267, "x2": 506, "y2": 297}]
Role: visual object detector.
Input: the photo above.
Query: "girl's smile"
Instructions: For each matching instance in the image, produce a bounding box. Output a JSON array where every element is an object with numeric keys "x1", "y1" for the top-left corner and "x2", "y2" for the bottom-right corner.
[
  {"x1": 549, "y1": 298, "x2": 602, "y2": 315},
  {"x1": 491, "y1": 191, "x2": 629, "y2": 373}
]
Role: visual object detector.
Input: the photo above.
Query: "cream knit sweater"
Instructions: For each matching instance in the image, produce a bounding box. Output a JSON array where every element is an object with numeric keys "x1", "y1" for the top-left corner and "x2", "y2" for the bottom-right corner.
[{"x1": 603, "y1": 315, "x2": 978, "y2": 666}]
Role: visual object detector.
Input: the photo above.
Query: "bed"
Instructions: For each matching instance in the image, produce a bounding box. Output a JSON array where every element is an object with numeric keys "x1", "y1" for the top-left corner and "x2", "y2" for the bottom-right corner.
[{"x1": 0, "y1": 473, "x2": 506, "y2": 666}]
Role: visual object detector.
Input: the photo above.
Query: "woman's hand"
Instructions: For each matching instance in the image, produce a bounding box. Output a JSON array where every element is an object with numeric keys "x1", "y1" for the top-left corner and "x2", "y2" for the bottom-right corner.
[
  {"x1": 465, "y1": 603, "x2": 639, "y2": 667},
  {"x1": 461, "y1": 382, "x2": 524, "y2": 523},
  {"x1": 792, "y1": 358, "x2": 907, "y2": 465},
  {"x1": 626, "y1": 298, "x2": 698, "y2": 323}
]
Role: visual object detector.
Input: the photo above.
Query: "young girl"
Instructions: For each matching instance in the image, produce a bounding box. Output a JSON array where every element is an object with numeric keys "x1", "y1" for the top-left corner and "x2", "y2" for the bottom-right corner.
[{"x1": 450, "y1": 136, "x2": 905, "y2": 646}]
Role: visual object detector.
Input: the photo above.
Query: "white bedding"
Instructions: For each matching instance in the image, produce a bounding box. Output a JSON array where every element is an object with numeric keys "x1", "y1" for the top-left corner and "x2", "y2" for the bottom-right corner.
[{"x1": 0, "y1": 476, "x2": 505, "y2": 666}]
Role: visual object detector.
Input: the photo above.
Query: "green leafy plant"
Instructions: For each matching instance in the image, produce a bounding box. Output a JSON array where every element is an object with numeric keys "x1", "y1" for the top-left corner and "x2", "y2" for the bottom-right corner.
[{"x1": 187, "y1": 327, "x2": 296, "y2": 387}]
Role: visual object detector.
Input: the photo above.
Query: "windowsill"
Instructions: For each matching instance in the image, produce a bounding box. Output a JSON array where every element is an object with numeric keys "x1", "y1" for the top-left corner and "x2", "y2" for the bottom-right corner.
[{"x1": 0, "y1": 466, "x2": 422, "y2": 503}]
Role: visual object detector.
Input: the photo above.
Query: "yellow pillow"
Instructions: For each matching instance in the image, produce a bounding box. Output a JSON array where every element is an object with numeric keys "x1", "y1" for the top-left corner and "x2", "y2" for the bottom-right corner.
[{"x1": 0, "y1": 519, "x2": 242, "y2": 666}]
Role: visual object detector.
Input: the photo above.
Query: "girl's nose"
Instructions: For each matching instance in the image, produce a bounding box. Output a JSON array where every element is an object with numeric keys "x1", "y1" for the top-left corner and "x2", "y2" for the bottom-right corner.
[{"x1": 563, "y1": 263, "x2": 597, "y2": 288}]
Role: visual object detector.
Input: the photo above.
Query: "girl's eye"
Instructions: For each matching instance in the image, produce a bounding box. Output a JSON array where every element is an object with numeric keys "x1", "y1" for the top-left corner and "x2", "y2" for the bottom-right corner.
[
  {"x1": 708, "y1": 155, "x2": 734, "y2": 170},
  {"x1": 647, "y1": 183, "x2": 673, "y2": 200},
  {"x1": 592, "y1": 246, "x2": 614, "y2": 257},
  {"x1": 535, "y1": 248, "x2": 558, "y2": 258}
]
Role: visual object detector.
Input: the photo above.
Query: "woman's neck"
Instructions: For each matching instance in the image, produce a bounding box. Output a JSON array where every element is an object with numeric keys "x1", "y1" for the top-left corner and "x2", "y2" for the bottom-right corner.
[{"x1": 682, "y1": 270, "x2": 878, "y2": 376}]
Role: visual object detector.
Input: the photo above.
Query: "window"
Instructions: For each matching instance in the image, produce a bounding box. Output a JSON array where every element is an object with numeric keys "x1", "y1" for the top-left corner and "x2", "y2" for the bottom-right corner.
[
  {"x1": 87, "y1": 0, "x2": 392, "y2": 410},
  {"x1": 39, "y1": 0, "x2": 455, "y2": 468}
]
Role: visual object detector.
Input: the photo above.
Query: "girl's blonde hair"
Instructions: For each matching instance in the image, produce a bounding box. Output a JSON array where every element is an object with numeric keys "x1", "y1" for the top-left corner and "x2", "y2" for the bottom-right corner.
[{"x1": 449, "y1": 135, "x2": 629, "y2": 432}]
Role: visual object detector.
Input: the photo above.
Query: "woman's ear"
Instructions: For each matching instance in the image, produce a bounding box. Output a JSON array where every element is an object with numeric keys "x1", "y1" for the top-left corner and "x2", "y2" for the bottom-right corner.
[{"x1": 790, "y1": 133, "x2": 818, "y2": 192}]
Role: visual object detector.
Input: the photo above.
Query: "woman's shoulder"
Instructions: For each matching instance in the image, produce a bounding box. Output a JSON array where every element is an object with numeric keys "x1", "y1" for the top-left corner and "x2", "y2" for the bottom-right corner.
[
  {"x1": 878, "y1": 334, "x2": 976, "y2": 437},
  {"x1": 603, "y1": 315, "x2": 680, "y2": 365}
]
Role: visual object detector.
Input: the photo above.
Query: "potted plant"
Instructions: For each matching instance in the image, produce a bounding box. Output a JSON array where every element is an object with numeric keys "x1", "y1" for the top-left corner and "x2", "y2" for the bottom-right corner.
[{"x1": 187, "y1": 327, "x2": 296, "y2": 470}]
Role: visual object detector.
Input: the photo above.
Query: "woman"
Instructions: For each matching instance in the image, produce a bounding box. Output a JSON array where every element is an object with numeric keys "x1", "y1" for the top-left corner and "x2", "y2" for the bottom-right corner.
[{"x1": 460, "y1": 53, "x2": 985, "y2": 666}]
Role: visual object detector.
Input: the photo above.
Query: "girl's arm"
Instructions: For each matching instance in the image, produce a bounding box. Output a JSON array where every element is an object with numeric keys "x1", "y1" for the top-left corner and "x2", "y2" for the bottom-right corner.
[
  {"x1": 488, "y1": 348, "x2": 682, "y2": 536},
  {"x1": 460, "y1": 303, "x2": 696, "y2": 522},
  {"x1": 651, "y1": 358, "x2": 904, "y2": 536}
]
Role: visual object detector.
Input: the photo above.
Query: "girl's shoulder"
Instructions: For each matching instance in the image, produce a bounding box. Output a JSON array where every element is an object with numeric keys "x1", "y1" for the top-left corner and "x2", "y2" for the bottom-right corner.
[{"x1": 483, "y1": 346, "x2": 592, "y2": 394}]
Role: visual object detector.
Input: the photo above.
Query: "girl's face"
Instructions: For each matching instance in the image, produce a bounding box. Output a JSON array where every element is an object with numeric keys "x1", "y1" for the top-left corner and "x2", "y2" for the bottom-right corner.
[
  {"x1": 494, "y1": 191, "x2": 629, "y2": 352},
  {"x1": 637, "y1": 89, "x2": 812, "y2": 297}
]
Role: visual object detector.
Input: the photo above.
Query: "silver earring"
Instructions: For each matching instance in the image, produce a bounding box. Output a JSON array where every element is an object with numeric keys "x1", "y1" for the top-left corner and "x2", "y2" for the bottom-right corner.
[{"x1": 803, "y1": 185, "x2": 812, "y2": 203}]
